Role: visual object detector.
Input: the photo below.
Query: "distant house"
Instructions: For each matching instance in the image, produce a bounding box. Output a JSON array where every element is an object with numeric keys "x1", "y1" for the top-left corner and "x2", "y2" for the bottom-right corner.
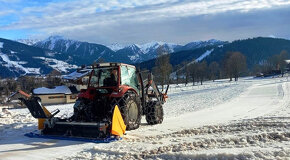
[
  {"x1": 32, "y1": 85, "x2": 79, "y2": 105},
  {"x1": 32, "y1": 67, "x2": 93, "y2": 105},
  {"x1": 285, "y1": 60, "x2": 290, "y2": 71}
]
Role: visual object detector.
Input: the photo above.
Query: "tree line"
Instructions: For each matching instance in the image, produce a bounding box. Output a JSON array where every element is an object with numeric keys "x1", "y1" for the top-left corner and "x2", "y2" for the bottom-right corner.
[
  {"x1": 0, "y1": 70, "x2": 62, "y2": 103},
  {"x1": 153, "y1": 46, "x2": 289, "y2": 86},
  {"x1": 252, "y1": 50, "x2": 288, "y2": 77}
]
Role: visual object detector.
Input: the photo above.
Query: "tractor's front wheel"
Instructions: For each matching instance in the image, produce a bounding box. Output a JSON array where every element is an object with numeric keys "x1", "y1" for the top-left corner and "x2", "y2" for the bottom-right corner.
[
  {"x1": 111, "y1": 92, "x2": 142, "y2": 130},
  {"x1": 145, "y1": 102, "x2": 164, "y2": 125}
]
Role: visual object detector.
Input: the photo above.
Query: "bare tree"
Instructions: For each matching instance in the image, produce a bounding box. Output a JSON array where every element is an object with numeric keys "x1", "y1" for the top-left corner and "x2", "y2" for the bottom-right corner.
[
  {"x1": 269, "y1": 54, "x2": 280, "y2": 70},
  {"x1": 47, "y1": 70, "x2": 62, "y2": 87},
  {"x1": 209, "y1": 61, "x2": 220, "y2": 81},
  {"x1": 266, "y1": 50, "x2": 289, "y2": 77},
  {"x1": 197, "y1": 61, "x2": 208, "y2": 85},
  {"x1": 174, "y1": 64, "x2": 182, "y2": 85},
  {"x1": 18, "y1": 76, "x2": 43, "y2": 92},
  {"x1": 188, "y1": 62, "x2": 198, "y2": 85},
  {"x1": 154, "y1": 46, "x2": 172, "y2": 90},
  {"x1": 181, "y1": 61, "x2": 190, "y2": 86},
  {"x1": 223, "y1": 52, "x2": 234, "y2": 81},
  {"x1": 225, "y1": 52, "x2": 247, "y2": 81},
  {"x1": 1, "y1": 78, "x2": 18, "y2": 96},
  {"x1": 278, "y1": 50, "x2": 288, "y2": 77}
]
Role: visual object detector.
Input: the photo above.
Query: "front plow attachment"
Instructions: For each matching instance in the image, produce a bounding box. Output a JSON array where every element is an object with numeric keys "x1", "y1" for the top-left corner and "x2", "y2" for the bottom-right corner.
[{"x1": 20, "y1": 96, "x2": 125, "y2": 142}]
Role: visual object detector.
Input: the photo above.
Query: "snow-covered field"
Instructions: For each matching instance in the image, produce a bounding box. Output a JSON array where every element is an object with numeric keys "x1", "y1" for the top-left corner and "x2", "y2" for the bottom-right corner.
[{"x1": 0, "y1": 77, "x2": 290, "y2": 160}]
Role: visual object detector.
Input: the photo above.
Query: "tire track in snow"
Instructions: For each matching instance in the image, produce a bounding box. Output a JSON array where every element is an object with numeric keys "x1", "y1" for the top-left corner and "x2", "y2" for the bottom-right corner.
[{"x1": 122, "y1": 117, "x2": 290, "y2": 159}]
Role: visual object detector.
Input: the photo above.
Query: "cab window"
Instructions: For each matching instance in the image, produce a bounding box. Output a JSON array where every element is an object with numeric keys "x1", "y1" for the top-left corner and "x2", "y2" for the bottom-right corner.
[{"x1": 121, "y1": 66, "x2": 139, "y2": 91}]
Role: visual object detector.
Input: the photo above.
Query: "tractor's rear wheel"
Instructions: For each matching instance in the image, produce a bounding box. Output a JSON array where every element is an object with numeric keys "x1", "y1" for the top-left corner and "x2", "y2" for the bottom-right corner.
[
  {"x1": 145, "y1": 102, "x2": 164, "y2": 125},
  {"x1": 111, "y1": 92, "x2": 142, "y2": 130}
]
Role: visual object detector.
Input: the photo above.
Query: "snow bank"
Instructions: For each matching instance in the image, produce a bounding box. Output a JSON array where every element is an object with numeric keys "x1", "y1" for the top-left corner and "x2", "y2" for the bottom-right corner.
[
  {"x1": 33, "y1": 85, "x2": 72, "y2": 95},
  {"x1": 164, "y1": 81, "x2": 248, "y2": 117}
]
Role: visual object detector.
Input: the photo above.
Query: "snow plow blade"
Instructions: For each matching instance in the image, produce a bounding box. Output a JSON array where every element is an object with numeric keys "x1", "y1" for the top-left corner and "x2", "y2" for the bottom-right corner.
[
  {"x1": 20, "y1": 97, "x2": 121, "y2": 141},
  {"x1": 41, "y1": 121, "x2": 110, "y2": 139}
]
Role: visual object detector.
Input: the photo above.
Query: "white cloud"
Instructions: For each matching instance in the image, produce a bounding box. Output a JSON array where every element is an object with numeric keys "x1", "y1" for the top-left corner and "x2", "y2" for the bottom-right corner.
[
  {"x1": 1, "y1": 0, "x2": 290, "y2": 43},
  {"x1": 0, "y1": 0, "x2": 20, "y2": 3},
  {"x1": 0, "y1": 10, "x2": 15, "y2": 16}
]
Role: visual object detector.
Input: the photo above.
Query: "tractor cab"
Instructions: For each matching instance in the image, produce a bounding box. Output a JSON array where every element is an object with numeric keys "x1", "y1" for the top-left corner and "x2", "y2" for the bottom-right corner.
[{"x1": 79, "y1": 63, "x2": 140, "y2": 100}]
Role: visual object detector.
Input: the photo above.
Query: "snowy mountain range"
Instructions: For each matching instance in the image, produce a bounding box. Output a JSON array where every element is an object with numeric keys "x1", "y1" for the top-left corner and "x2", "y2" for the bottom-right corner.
[
  {"x1": 139, "y1": 37, "x2": 290, "y2": 71},
  {"x1": 34, "y1": 36, "x2": 180, "y2": 63},
  {"x1": 33, "y1": 36, "x2": 224, "y2": 64},
  {"x1": 0, "y1": 38, "x2": 78, "y2": 77},
  {"x1": 182, "y1": 39, "x2": 224, "y2": 51},
  {"x1": 0, "y1": 36, "x2": 226, "y2": 78},
  {"x1": 113, "y1": 42, "x2": 183, "y2": 63},
  {"x1": 108, "y1": 40, "x2": 223, "y2": 53},
  {"x1": 16, "y1": 39, "x2": 40, "y2": 46}
]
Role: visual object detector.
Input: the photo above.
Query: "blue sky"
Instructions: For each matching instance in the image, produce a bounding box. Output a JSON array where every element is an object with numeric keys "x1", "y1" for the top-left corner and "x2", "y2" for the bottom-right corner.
[{"x1": 0, "y1": 0, "x2": 290, "y2": 45}]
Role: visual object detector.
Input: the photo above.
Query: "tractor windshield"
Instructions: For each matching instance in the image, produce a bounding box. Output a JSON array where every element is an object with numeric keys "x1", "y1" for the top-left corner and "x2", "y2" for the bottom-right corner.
[
  {"x1": 89, "y1": 67, "x2": 119, "y2": 87},
  {"x1": 120, "y1": 65, "x2": 139, "y2": 92}
]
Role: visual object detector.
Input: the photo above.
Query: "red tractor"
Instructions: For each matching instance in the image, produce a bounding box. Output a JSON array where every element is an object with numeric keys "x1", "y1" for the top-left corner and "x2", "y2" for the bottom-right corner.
[{"x1": 21, "y1": 63, "x2": 168, "y2": 139}]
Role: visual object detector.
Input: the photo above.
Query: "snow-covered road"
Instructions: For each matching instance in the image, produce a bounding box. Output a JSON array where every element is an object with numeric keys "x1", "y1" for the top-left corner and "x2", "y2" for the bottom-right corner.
[{"x1": 0, "y1": 77, "x2": 289, "y2": 159}]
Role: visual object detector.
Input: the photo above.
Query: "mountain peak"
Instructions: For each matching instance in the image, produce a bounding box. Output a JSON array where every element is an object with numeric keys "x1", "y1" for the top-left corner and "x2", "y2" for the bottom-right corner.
[
  {"x1": 108, "y1": 43, "x2": 125, "y2": 52},
  {"x1": 47, "y1": 35, "x2": 65, "y2": 41},
  {"x1": 138, "y1": 41, "x2": 177, "y2": 54},
  {"x1": 16, "y1": 39, "x2": 40, "y2": 46},
  {"x1": 42, "y1": 35, "x2": 79, "y2": 44},
  {"x1": 207, "y1": 39, "x2": 222, "y2": 43},
  {"x1": 183, "y1": 39, "x2": 225, "y2": 50}
]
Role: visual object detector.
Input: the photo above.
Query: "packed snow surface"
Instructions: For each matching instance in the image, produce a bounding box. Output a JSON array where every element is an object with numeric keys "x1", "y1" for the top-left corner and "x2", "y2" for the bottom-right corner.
[{"x1": 1, "y1": 77, "x2": 290, "y2": 159}]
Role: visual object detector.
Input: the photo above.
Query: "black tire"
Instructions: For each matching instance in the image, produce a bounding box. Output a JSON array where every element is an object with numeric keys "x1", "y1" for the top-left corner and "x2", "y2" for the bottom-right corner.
[
  {"x1": 145, "y1": 102, "x2": 164, "y2": 125},
  {"x1": 110, "y1": 92, "x2": 142, "y2": 130}
]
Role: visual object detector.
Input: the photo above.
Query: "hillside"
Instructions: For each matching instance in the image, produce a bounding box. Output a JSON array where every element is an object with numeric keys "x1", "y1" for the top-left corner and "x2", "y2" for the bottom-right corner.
[
  {"x1": 204, "y1": 37, "x2": 290, "y2": 69},
  {"x1": 34, "y1": 36, "x2": 115, "y2": 65},
  {"x1": 0, "y1": 38, "x2": 77, "y2": 78},
  {"x1": 139, "y1": 37, "x2": 290, "y2": 71},
  {"x1": 138, "y1": 46, "x2": 217, "y2": 70}
]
